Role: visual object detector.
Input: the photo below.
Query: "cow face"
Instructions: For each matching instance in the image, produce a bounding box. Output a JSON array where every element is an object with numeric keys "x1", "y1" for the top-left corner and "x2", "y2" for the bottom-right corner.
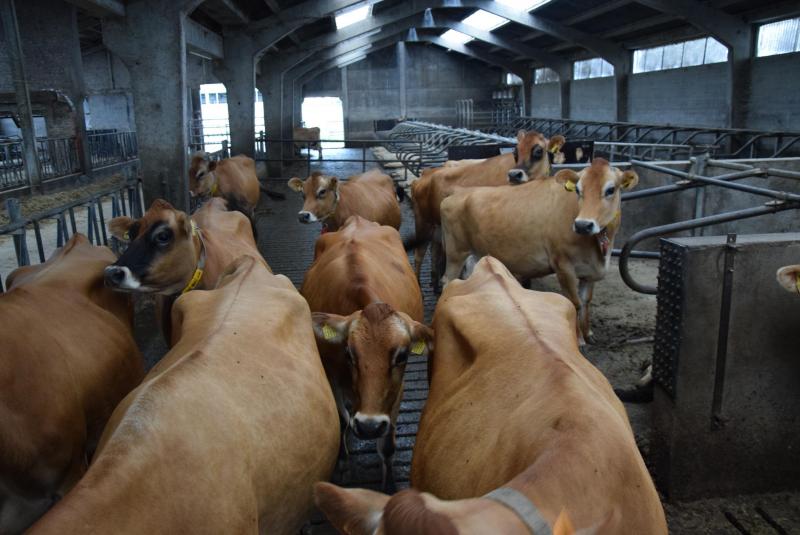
[
  {"x1": 507, "y1": 130, "x2": 566, "y2": 184},
  {"x1": 313, "y1": 483, "x2": 578, "y2": 535},
  {"x1": 557, "y1": 159, "x2": 639, "y2": 236},
  {"x1": 188, "y1": 151, "x2": 218, "y2": 198},
  {"x1": 312, "y1": 303, "x2": 433, "y2": 440},
  {"x1": 104, "y1": 199, "x2": 200, "y2": 294},
  {"x1": 288, "y1": 172, "x2": 340, "y2": 224},
  {"x1": 777, "y1": 265, "x2": 800, "y2": 294}
]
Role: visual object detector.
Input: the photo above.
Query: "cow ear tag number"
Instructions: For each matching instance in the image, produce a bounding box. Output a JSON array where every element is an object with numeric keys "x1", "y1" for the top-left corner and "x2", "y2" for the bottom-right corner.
[
  {"x1": 410, "y1": 340, "x2": 426, "y2": 355},
  {"x1": 322, "y1": 324, "x2": 338, "y2": 341},
  {"x1": 564, "y1": 181, "x2": 577, "y2": 192}
]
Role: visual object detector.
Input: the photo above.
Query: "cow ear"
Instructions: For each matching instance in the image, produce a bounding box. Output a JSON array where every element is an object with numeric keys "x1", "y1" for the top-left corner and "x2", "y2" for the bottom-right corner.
[
  {"x1": 408, "y1": 320, "x2": 434, "y2": 357},
  {"x1": 619, "y1": 169, "x2": 639, "y2": 190},
  {"x1": 288, "y1": 177, "x2": 304, "y2": 192},
  {"x1": 553, "y1": 510, "x2": 575, "y2": 535},
  {"x1": 517, "y1": 129, "x2": 526, "y2": 142},
  {"x1": 108, "y1": 216, "x2": 134, "y2": 241},
  {"x1": 555, "y1": 169, "x2": 580, "y2": 193},
  {"x1": 328, "y1": 177, "x2": 339, "y2": 192},
  {"x1": 314, "y1": 482, "x2": 388, "y2": 535},
  {"x1": 207, "y1": 160, "x2": 218, "y2": 172},
  {"x1": 548, "y1": 135, "x2": 566, "y2": 154},
  {"x1": 311, "y1": 312, "x2": 350, "y2": 344},
  {"x1": 777, "y1": 265, "x2": 800, "y2": 294}
]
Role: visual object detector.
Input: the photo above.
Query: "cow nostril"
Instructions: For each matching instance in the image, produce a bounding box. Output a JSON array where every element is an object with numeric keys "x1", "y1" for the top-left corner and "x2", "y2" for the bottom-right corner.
[
  {"x1": 376, "y1": 419, "x2": 388, "y2": 436},
  {"x1": 573, "y1": 221, "x2": 593, "y2": 235},
  {"x1": 298, "y1": 212, "x2": 309, "y2": 223},
  {"x1": 105, "y1": 267, "x2": 125, "y2": 286}
]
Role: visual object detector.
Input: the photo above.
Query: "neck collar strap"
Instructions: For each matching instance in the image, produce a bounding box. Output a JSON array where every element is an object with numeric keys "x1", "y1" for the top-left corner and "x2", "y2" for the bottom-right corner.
[
  {"x1": 208, "y1": 171, "x2": 219, "y2": 196},
  {"x1": 180, "y1": 221, "x2": 206, "y2": 294},
  {"x1": 484, "y1": 487, "x2": 552, "y2": 535}
]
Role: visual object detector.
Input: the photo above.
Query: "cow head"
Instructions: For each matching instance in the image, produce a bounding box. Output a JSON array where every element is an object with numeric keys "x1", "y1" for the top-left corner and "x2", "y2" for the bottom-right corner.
[
  {"x1": 556, "y1": 159, "x2": 638, "y2": 237},
  {"x1": 288, "y1": 172, "x2": 340, "y2": 224},
  {"x1": 507, "y1": 130, "x2": 566, "y2": 184},
  {"x1": 313, "y1": 483, "x2": 579, "y2": 535},
  {"x1": 777, "y1": 265, "x2": 800, "y2": 294},
  {"x1": 312, "y1": 303, "x2": 433, "y2": 440},
  {"x1": 104, "y1": 199, "x2": 202, "y2": 295},
  {"x1": 188, "y1": 151, "x2": 218, "y2": 198}
]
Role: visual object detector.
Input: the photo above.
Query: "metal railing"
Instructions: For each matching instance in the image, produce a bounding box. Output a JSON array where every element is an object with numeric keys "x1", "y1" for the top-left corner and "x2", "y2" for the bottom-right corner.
[
  {"x1": 489, "y1": 117, "x2": 800, "y2": 159},
  {"x1": 617, "y1": 155, "x2": 800, "y2": 294},
  {"x1": 36, "y1": 137, "x2": 80, "y2": 180},
  {"x1": 0, "y1": 140, "x2": 26, "y2": 190},
  {"x1": 88, "y1": 131, "x2": 138, "y2": 168},
  {"x1": 0, "y1": 179, "x2": 145, "y2": 291}
]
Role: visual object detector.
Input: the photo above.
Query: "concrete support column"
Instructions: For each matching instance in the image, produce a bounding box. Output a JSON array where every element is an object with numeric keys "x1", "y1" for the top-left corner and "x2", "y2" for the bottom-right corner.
[
  {"x1": 256, "y1": 71, "x2": 283, "y2": 177},
  {"x1": 216, "y1": 31, "x2": 255, "y2": 157},
  {"x1": 397, "y1": 42, "x2": 407, "y2": 118},
  {"x1": 728, "y1": 36, "x2": 753, "y2": 129},
  {"x1": 64, "y1": 4, "x2": 92, "y2": 179},
  {"x1": 340, "y1": 66, "x2": 349, "y2": 140},
  {"x1": 282, "y1": 76, "x2": 296, "y2": 153},
  {"x1": 104, "y1": 1, "x2": 192, "y2": 210},
  {"x1": 614, "y1": 64, "x2": 631, "y2": 124},
  {"x1": 521, "y1": 71, "x2": 533, "y2": 117},
  {"x1": 559, "y1": 77, "x2": 571, "y2": 120},
  {"x1": 189, "y1": 85, "x2": 203, "y2": 152},
  {"x1": 0, "y1": 0, "x2": 41, "y2": 189}
]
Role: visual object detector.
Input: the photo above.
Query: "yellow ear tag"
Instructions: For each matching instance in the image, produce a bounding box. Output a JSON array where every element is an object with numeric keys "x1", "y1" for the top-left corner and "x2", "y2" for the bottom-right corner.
[
  {"x1": 122, "y1": 231, "x2": 130, "y2": 241},
  {"x1": 564, "y1": 181, "x2": 576, "y2": 192},
  {"x1": 410, "y1": 339, "x2": 426, "y2": 355},
  {"x1": 549, "y1": 145, "x2": 560, "y2": 154},
  {"x1": 322, "y1": 324, "x2": 338, "y2": 341}
]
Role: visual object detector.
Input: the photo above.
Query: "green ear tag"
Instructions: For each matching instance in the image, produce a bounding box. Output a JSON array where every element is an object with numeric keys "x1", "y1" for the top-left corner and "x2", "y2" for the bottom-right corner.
[
  {"x1": 410, "y1": 339, "x2": 426, "y2": 355},
  {"x1": 322, "y1": 324, "x2": 338, "y2": 341}
]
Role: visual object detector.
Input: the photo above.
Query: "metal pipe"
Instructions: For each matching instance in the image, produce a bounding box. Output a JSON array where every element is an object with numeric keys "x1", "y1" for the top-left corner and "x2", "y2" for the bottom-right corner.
[
  {"x1": 619, "y1": 201, "x2": 800, "y2": 294},
  {"x1": 622, "y1": 169, "x2": 762, "y2": 201}
]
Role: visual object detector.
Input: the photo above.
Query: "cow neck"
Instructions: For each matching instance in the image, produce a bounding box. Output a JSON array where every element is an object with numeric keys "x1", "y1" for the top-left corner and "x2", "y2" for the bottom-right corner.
[
  {"x1": 483, "y1": 487, "x2": 552, "y2": 535},
  {"x1": 179, "y1": 221, "x2": 206, "y2": 294},
  {"x1": 318, "y1": 190, "x2": 340, "y2": 229}
]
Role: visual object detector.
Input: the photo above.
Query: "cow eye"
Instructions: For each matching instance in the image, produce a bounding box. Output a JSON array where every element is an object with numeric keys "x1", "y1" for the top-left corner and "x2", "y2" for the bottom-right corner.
[
  {"x1": 531, "y1": 145, "x2": 543, "y2": 159},
  {"x1": 604, "y1": 186, "x2": 616, "y2": 197},
  {"x1": 317, "y1": 189, "x2": 327, "y2": 198},
  {"x1": 394, "y1": 348, "x2": 409, "y2": 367},
  {"x1": 154, "y1": 228, "x2": 172, "y2": 246}
]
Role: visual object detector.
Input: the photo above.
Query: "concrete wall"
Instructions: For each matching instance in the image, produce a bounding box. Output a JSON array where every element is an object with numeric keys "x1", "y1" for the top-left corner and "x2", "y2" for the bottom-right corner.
[
  {"x1": 570, "y1": 76, "x2": 615, "y2": 122},
  {"x1": 748, "y1": 52, "x2": 800, "y2": 131},
  {"x1": 628, "y1": 63, "x2": 729, "y2": 127},
  {"x1": 531, "y1": 81, "x2": 560, "y2": 119},
  {"x1": 83, "y1": 48, "x2": 135, "y2": 131}
]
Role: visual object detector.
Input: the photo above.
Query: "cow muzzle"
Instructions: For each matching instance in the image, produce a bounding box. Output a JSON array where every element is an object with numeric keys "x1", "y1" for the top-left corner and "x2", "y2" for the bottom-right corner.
[
  {"x1": 573, "y1": 218, "x2": 600, "y2": 236},
  {"x1": 352, "y1": 413, "x2": 390, "y2": 439},
  {"x1": 297, "y1": 211, "x2": 317, "y2": 223},
  {"x1": 507, "y1": 169, "x2": 528, "y2": 184},
  {"x1": 104, "y1": 265, "x2": 140, "y2": 290}
]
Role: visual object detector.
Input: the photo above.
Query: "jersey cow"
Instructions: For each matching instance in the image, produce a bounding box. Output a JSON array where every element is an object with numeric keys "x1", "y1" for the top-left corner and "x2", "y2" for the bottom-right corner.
[
  {"x1": 294, "y1": 126, "x2": 322, "y2": 159},
  {"x1": 288, "y1": 169, "x2": 402, "y2": 232},
  {"x1": 440, "y1": 158, "x2": 638, "y2": 344},
  {"x1": 777, "y1": 265, "x2": 800, "y2": 294},
  {"x1": 0, "y1": 235, "x2": 143, "y2": 533},
  {"x1": 301, "y1": 216, "x2": 430, "y2": 492},
  {"x1": 409, "y1": 130, "x2": 565, "y2": 288},
  {"x1": 189, "y1": 152, "x2": 261, "y2": 226},
  {"x1": 104, "y1": 198, "x2": 267, "y2": 342},
  {"x1": 29, "y1": 255, "x2": 340, "y2": 535},
  {"x1": 314, "y1": 257, "x2": 667, "y2": 535}
]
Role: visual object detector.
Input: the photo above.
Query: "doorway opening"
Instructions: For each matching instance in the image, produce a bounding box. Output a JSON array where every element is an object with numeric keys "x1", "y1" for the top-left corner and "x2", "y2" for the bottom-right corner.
[{"x1": 301, "y1": 97, "x2": 344, "y2": 148}]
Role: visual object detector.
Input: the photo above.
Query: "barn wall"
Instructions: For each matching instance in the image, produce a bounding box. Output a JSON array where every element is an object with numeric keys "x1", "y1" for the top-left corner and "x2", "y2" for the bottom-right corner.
[
  {"x1": 748, "y1": 52, "x2": 800, "y2": 131},
  {"x1": 570, "y1": 76, "x2": 615, "y2": 122},
  {"x1": 82, "y1": 48, "x2": 135, "y2": 131},
  {"x1": 628, "y1": 62, "x2": 729, "y2": 127},
  {"x1": 530, "y1": 81, "x2": 561, "y2": 119}
]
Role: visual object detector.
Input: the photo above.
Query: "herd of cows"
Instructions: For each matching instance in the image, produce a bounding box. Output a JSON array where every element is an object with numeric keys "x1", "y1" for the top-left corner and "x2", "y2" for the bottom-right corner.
[{"x1": 2, "y1": 128, "x2": 798, "y2": 534}]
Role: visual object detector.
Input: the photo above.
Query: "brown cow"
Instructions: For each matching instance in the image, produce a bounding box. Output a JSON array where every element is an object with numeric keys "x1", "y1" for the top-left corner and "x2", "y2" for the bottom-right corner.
[
  {"x1": 313, "y1": 257, "x2": 667, "y2": 535},
  {"x1": 104, "y1": 197, "x2": 267, "y2": 343},
  {"x1": 28, "y1": 256, "x2": 340, "y2": 534},
  {"x1": 301, "y1": 216, "x2": 430, "y2": 492},
  {"x1": 294, "y1": 126, "x2": 322, "y2": 159},
  {"x1": 0, "y1": 235, "x2": 143, "y2": 533},
  {"x1": 440, "y1": 158, "x2": 638, "y2": 344},
  {"x1": 189, "y1": 152, "x2": 261, "y2": 225},
  {"x1": 409, "y1": 130, "x2": 565, "y2": 287},
  {"x1": 777, "y1": 264, "x2": 800, "y2": 294},
  {"x1": 288, "y1": 169, "x2": 402, "y2": 232}
]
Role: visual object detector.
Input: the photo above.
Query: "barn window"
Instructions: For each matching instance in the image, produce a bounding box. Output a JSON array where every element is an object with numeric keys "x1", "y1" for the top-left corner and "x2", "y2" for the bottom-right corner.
[
  {"x1": 301, "y1": 97, "x2": 345, "y2": 149},
  {"x1": 335, "y1": 2, "x2": 372, "y2": 30},
  {"x1": 217, "y1": 93, "x2": 227, "y2": 104},
  {"x1": 200, "y1": 94, "x2": 206, "y2": 105},
  {"x1": 440, "y1": 2, "x2": 553, "y2": 45},
  {"x1": 255, "y1": 90, "x2": 263, "y2": 103},
  {"x1": 757, "y1": 17, "x2": 800, "y2": 57},
  {"x1": 209, "y1": 93, "x2": 217, "y2": 104},
  {"x1": 573, "y1": 58, "x2": 614, "y2": 80},
  {"x1": 534, "y1": 67, "x2": 559, "y2": 84},
  {"x1": 441, "y1": 30, "x2": 473, "y2": 45},
  {"x1": 505, "y1": 73, "x2": 523, "y2": 85},
  {"x1": 632, "y1": 37, "x2": 729, "y2": 73}
]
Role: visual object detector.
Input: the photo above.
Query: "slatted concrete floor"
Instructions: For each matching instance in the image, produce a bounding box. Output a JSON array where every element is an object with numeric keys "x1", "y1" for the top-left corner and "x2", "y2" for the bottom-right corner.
[{"x1": 255, "y1": 167, "x2": 437, "y2": 532}]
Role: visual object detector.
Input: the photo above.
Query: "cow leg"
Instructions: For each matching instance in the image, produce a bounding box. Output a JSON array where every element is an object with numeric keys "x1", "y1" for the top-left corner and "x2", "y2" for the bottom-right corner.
[
  {"x1": 554, "y1": 263, "x2": 585, "y2": 345},
  {"x1": 578, "y1": 279, "x2": 595, "y2": 344},
  {"x1": 431, "y1": 236, "x2": 446, "y2": 293},
  {"x1": 377, "y1": 424, "x2": 397, "y2": 493}
]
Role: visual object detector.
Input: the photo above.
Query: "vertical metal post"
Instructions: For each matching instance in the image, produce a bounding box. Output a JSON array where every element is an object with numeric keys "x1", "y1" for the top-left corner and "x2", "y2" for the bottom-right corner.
[
  {"x1": 6, "y1": 198, "x2": 29, "y2": 266},
  {"x1": 0, "y1": 0, "x2": 41, "y2": 190},
  {"x1": 362, "y1": 143, "x2": 366, "y2": 173},
  {"x1": 711, "y1": 233, "x2": 737, "y2": 430}
]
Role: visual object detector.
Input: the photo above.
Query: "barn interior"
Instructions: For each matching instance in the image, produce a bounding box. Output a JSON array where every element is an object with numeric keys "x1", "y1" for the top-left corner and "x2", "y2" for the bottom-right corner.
[{"x1": 1, "y1": 0, "x2": 799, "y2": 533}]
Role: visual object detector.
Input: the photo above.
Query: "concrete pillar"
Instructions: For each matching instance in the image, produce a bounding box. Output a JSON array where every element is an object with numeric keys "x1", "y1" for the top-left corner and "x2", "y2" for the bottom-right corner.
[
  {"x1": 282, "y1": 76, "x2": 296, "y2": 153},
  {"x1": 614, "y1": 65, "x2": 630, "y2": 124},
  {"x1": 728, "y1": 35, "x2": 753, "y2": 130},
  {"x1": 256, "y1": 72, "x2": 282, "y2": 177},
  {"x1": 559, "y1": 76, "x2": 571, "y2": 120},
  {"x1": 189, "y1": 86, "x2": 203, "y2": 152},
  {"x1": 521, "y1": 71, "x2": 533, "y2": 117},
  {"x1": 216, "y1": 31, "x2": 255, "y2": 158},
  {"x1": 64, "y1": 5, "x2": 92, "y2": 179},
  {"x1": 104, "y1": 1, "x2": 193, "y2": 210},
  {"x1": 397, "y1": 42, "x2": 407, "y2": 118},
  {"x1": 0, "y1": 0, "x2": 41, "y2": 189},
  {"x1": 340, "y1": 66, "x2": 349, "y2": 140}
]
